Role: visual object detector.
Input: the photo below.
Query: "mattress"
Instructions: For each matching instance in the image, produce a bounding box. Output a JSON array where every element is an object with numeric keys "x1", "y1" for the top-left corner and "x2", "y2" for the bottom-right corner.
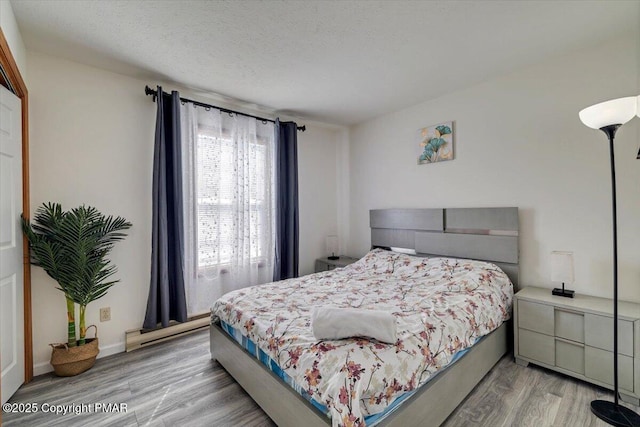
[{"x1": 211, "y1": 249, "x2": 513, "y2": 427}]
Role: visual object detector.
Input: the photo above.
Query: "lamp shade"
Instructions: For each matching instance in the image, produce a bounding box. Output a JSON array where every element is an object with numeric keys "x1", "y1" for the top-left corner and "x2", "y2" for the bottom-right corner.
[
  {"x1": 637, "y1": 95, "x2": 640, "y2": 159},
  {"x1": 551, "y1": 251, "x2": 574, "y2": 284},
  {"x1": 326, "y1": 235, "x2": 339, "y2": 256},
  {"x1": 578, "y1": 96, "x2": 637, "y2": 129}
]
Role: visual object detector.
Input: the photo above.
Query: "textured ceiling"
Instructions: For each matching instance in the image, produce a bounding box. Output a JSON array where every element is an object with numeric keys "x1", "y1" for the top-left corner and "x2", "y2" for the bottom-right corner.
[{"x1": 11, "y1": 0, "x2": 639, "y2": 125}]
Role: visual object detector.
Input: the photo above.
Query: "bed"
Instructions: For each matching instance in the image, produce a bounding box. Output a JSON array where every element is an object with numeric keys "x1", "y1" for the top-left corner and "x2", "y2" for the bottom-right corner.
[{"x1": 210, "y1": 207, "x2": 519, "y2": 427}]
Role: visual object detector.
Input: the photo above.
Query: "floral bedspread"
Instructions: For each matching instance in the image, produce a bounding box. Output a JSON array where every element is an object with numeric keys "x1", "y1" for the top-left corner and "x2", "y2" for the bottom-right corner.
[{"x1": 211, "y1": 249, "x2": 513, "y2": 427}]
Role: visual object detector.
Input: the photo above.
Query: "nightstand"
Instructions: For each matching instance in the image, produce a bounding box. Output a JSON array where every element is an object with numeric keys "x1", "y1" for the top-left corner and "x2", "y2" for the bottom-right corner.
[
  {"x1": 314, "y1": 256, "x2": 358, "y2": 273},
  {"x1": 514, "y1": 286, "x2": 640, "y2": 405}
]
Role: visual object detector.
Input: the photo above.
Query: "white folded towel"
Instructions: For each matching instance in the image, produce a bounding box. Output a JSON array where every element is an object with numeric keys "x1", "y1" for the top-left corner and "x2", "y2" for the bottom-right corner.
[{"x1": 311, "y1": 307, "x2": 397, "y2": 344}]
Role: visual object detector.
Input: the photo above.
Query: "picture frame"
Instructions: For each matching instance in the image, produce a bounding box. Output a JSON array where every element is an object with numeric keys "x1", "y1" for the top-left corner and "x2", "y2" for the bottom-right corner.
[{"x1": 417, "y1": 121, "x2": 454, "y2": 165}]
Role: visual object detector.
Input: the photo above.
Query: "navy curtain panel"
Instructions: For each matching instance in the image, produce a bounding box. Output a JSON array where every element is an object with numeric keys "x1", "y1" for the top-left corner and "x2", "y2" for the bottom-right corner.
[
  {"x1": 143, "y1": 86, "x2": 188, "y2": 329},
  {"x1": 273, "y1": 119, "x2": 300, "y2": 281}
]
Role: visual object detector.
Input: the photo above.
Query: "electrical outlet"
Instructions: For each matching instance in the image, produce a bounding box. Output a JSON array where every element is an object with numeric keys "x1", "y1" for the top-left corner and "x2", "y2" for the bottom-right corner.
[{"x1": 100, "y1": 307, "x2": 111, "y2": 322}]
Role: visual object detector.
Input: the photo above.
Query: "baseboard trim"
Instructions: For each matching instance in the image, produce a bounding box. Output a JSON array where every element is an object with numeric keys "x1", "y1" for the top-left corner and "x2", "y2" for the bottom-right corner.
[{"x1": 33, "y1": 341, "x2": 125, "y2": 377}]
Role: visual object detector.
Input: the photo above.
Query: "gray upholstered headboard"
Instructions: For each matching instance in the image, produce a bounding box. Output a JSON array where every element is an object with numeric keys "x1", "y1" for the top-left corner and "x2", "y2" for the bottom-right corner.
[{"x1": 370, "y1": 207, "x2": 519, "y2": 289}]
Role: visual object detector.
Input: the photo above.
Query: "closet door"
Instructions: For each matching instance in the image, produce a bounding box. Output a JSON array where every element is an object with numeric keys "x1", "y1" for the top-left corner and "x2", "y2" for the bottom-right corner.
[{"x1": 0, "y1": 84, "x2": 24, "y2": 404}]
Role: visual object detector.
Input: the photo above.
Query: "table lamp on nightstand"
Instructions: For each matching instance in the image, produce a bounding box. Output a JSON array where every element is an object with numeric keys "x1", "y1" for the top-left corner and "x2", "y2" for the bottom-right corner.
[
  {"x1": 326, "y1": 235, "x2": 339, "y2": 260},
  {"x1": 551, "y1": 251, "x2": 575, "y2": 298}
]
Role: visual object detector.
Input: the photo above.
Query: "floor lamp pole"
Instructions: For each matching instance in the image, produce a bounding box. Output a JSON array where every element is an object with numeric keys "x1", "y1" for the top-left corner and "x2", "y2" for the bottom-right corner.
[
  {"x1": 606, "y1": 125, "x2": 619, "y2": 408},
  {"x1": 589, "y1": 124, "x2": 640, "y2": 427}
]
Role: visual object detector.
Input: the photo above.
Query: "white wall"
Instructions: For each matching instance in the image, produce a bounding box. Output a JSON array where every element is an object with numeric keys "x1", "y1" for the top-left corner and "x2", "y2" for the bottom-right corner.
[
  {"x1": 348, "y1": 34, "x2": 640, "y2": 303},
  {"x1": 27, "y1": 52, "x2": 155, "y2": 373},
  {"x1": 298, "y1": 125, "x2": 340, "y2": 275},
  {"x1": 0, "y1": 0, "x2": 26, "y2": 74},
  {"x1": 335, "y1": 129, "x2": 351, "y2": 260},
  {"x1": 26, "y1": 52, "x2": 341, "y2": 373}
]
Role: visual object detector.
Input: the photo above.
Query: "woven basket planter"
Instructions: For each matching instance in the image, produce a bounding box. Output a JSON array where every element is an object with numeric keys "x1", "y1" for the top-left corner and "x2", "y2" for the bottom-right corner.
[{"x1": 50, "y1": 325, "x2": 100, "y2": 376}]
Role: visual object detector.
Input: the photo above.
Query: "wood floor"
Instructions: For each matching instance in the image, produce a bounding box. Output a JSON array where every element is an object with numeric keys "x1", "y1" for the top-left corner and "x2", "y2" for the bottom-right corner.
[{"x1": 4, "y1": 329, "x2": 638, "y2": 427}]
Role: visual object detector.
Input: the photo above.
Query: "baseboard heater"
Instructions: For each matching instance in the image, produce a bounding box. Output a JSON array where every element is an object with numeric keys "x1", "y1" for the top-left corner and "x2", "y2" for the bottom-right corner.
[{"x1": 125, "y1": 314, "x2": 210, "y2": 352}]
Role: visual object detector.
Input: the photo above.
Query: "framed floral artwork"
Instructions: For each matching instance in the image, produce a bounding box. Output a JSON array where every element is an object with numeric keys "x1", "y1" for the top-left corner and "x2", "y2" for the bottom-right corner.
[{"x1": 417, "y1": 121, "x2": 454, "y2": 164}]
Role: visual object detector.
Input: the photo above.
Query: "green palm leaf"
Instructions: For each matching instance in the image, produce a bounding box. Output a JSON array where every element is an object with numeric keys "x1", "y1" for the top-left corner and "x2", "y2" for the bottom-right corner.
[{"x1": 22, "y1": 203, "x2": 132, "y2": 346}]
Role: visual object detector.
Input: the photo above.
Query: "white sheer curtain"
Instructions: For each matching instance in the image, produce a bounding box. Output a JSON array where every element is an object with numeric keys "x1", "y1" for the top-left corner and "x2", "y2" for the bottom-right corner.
[{"x1": 181, "y1": 104, "x2": 276, "y2": 316}]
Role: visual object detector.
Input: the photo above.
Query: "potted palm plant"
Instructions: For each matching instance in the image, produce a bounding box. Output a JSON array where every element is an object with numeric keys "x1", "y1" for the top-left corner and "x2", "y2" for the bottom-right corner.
[{"x1": 21, "y1": 203, "x2": 131, "y2": 376}]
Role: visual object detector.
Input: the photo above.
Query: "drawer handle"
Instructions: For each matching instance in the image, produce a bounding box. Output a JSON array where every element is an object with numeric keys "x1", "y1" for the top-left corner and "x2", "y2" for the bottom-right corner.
[
  {"x1": 555, "y1": 337, "x2": 585, "y2": 347},
  {"x1": 554, "y1": 308, "x2": 584, "y2": 316}
]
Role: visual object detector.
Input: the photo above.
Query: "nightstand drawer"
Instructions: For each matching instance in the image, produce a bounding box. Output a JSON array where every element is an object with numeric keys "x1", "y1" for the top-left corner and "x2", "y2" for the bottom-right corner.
[
  {"x1": 555, "y1": 310, "x2": 584, "y2": 343},
  {"x1": 585, "y1": 346, "x2": 634, "y2": 393},
  {"x1": 518, "y1": 300, "x2": 554, "y2": 335},
  {"x1": 584, "y1": 314, "x2": 634, "y2": 357},
  {"x1": 519, "y1": 329, "x2": 555, "y2": 366},
  {"x1": 555, "y1": 339, "x2": 584, "y2": 375}
]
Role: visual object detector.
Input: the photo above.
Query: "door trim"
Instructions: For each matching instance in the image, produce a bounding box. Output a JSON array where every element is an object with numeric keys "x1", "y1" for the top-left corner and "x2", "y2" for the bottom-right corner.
[{"x1": 0, "y1": 29, "x2": 32, "y2": 387}]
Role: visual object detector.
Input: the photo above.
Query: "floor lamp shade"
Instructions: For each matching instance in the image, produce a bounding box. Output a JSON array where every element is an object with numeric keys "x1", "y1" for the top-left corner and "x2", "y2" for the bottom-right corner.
[{"x1": 578, "y1": 96, "x2": 637, "y2": 129}]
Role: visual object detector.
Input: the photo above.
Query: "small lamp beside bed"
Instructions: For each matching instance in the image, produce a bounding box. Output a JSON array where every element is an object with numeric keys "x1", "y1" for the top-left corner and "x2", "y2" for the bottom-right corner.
[
  {"x1": 550, "y1": 251, "x2": 575, "y2": 298},
  {"x1": 326, "y1": 235, "x2": 339, "y2": 260}
]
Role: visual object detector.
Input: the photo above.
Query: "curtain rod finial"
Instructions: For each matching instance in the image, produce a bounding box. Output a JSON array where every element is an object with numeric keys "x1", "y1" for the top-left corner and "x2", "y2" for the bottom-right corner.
[{"x1": 145, "y1": 85, "x2": 158, "y2": 102}]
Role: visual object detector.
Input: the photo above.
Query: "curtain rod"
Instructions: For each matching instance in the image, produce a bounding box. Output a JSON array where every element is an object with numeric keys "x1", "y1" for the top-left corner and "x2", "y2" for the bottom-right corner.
[{"x1": 144, "y1": 85, "x2": 305, "y2": 132}]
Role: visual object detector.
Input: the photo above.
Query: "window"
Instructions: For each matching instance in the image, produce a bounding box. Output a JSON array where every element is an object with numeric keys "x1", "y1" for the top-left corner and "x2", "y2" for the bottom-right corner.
[
  {"x1": 181, "y1": 107, "x2": 277, "y2": 315},
  {"x1": 196, "y1": 129, "x2": 273, "y2": 270}
]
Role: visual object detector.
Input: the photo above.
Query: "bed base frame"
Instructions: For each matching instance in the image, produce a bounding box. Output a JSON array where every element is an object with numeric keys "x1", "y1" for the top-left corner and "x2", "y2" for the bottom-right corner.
[{"x1": 210, "y1": 207, "x2": 519, "y2": 426}]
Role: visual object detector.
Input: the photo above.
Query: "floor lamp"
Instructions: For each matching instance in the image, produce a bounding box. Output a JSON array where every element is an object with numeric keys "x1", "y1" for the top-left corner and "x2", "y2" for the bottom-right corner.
[{"x1": 579, "y1": 96, "x2": 640, "y2": 427}]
